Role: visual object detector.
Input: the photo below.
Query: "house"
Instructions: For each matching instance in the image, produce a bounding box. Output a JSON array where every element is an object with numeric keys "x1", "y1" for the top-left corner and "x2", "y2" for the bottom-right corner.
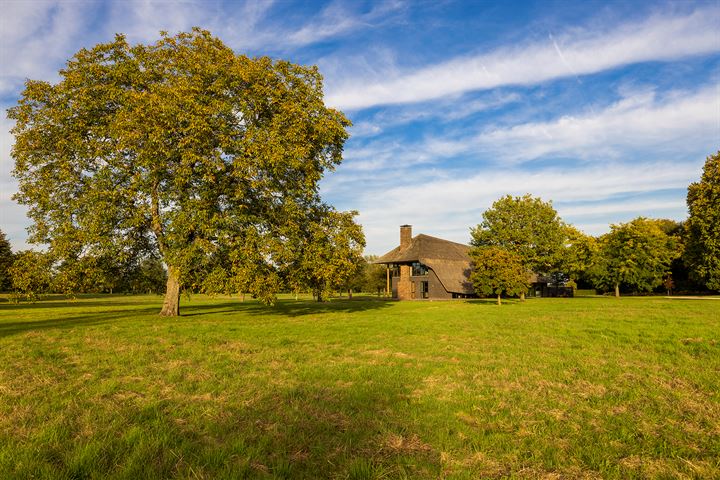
[{"x1": 374, "y1": 225, "x2": 476, "y2": 300}]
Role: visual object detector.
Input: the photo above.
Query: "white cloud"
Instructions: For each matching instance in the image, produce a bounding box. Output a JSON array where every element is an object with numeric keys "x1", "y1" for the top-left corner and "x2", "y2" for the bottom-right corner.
[
  {"x1": 557, "y1": 199, "x2": 686, "y2": 219},
  {"x1": 338, "y1": 84, "x2": 719, "y2": 173},
  {"x1": 0, "y1": 0, "x2": 91, "y2": 95},
  {"x1": 349, "y1": 92, "x2": 521, "y2": 139},
  {"x1": 352, "y1": 159, "x2": 701, "y2": 254},
  {"x1": 474, "y1": 85, "x2": 719, "y2": 163},
  {"x1": 287, "y1": 0, "x2": 405, "y2": 47},
  {"x1": 326, "y1": 6, "x2": 720, "y2": 110}
]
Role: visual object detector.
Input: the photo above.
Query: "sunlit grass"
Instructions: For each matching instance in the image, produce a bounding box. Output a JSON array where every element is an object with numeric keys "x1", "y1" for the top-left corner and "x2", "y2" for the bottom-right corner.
[{"x1": 1, "y1": 294, "x2": 718, "y2": 478}]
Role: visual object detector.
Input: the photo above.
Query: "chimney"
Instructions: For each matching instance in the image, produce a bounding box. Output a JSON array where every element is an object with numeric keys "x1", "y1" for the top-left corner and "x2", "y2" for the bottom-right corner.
[{"x1": 400, "y1": 224, "x2": 412, "y2": 249}]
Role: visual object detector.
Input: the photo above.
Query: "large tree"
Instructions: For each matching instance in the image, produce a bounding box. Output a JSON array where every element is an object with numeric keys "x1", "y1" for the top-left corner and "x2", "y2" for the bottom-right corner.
[
  {"x1": 684, "y1": 151, "x2": 720, "y2": 291},
  {"x1": 9, "y1": 29, "x2": 350, "y2": 315},
  {"x1": 469, "y1": 247, "x2": 529, "y2": 305},
  {"x1": 590, "y1": 217, "x2": 679, "y2": 297},
  {"x1": 470, "y1": 194, "x2": 565, "y2": 298}
]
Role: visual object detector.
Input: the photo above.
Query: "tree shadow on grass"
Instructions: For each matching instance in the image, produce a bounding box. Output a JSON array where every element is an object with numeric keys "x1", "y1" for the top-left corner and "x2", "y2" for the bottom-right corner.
[
  {"x1": 0, "y1": 297, "x2": 395, "y2": 337},
  {"x1": 0, "y1": 307, "x2": 160, "y2": 338},
  {"x1": 182, "y1": 297, "x2": 395, "y2": 318}
]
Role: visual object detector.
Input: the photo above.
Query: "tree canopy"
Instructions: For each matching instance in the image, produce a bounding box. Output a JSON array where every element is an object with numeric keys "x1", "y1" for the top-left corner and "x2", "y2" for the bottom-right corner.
[
  {"x1": 590, "y1": 217, "x2": 679, "y2": 297},
  {"x1": 561, "y1": 225, "x2": 598, "y2": 285},
  {"x1": 470, "y1": 194, "x2": 565, "y2": 276},
  {"x1": 684, "y1": 151, "x2": 720, "y2": 291},
  {"x1": 8, "y1": 250, "x2": 52, "y2": 301},
  {"x1": 469, "y1": 246, "x2": 529, "y2": 305},
  {"x1": 9, "y1": 28, "x2": 353, "y2": 315}
]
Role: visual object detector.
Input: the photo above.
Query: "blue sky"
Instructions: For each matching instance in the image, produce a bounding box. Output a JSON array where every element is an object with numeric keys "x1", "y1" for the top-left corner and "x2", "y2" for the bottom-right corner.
[{"x1": 1, "y1": 0, "x2": 718, "y2": 255}]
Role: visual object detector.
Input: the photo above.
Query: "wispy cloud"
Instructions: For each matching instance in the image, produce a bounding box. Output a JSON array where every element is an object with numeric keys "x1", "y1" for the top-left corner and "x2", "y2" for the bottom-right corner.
[
  {"x1": 351, "y1": 159, "x2": 701, "y2": 253},
  {"x1": 0, "y1": 0, "x2": 91, "y2": 95},
  {"x1": 287, "y1": 0, "x2": 405, "y2": 47},
  {"x1": 474, "y1": 84, "x2": 719, "y2": 163},
  {"x1": 338, "y1": 83, "x2": 718, "y2": 172},
  {"x1": 326, "y1": 7, "x2": 720, "y2": 109},
  {"x1": 350, "y1": 91, "x2": 521, "y2": 139}
]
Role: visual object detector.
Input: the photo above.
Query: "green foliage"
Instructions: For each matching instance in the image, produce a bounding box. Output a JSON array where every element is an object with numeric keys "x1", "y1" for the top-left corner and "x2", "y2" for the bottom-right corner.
[
  {"x1": 285, "y1": 208, "x2": 366, "y2": 302},
  {"x1": 685, "y1": 151, "x2": 720, "y2": 291},
  {"x1": 52, "y1": 255, "x2": 117, "y2": 297},
  {"x1": 561, "y1": 225, "x2": 598, "y2": 283},
  {"x1": 9, "y1": 28, "x2": 351, "y2": 314},
  {"x1": 361, "y1": 255, "x2": 388, "y2": 294},
  {"x1": 0, "y1": 229, "x2": 13, "y2": 292},
  {"x1": 590, "y1": 217, "x2": 680, "y2": 295},
  {"x1": 469, "y1": 247, "x2": 530, "y2": 304},
  {"x1": 471, "y1": 194, "x2": 565, "y2": 274},
  {"x1": 127, "y1": 258, "x2": 167, "y2": 294},
  {"x1": 8, "y1": 250, "x2": 53, "y2": 301}
]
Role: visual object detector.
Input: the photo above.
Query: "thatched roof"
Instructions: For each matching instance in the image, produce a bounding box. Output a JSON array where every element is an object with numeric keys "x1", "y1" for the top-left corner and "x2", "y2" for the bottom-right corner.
[{"x1": 374, "y1": 234, "x2": 474, "y2": 294}]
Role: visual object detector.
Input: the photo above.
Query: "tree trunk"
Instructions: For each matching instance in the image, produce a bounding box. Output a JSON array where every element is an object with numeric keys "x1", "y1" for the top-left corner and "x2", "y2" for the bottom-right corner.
[
  {"x1": 520, "y1": 291, "x2": 526, "y2": 302},
  {"x1": 348, "y1": 288, "x2": 353, "y2": 299},
  {"x1": 497, "y1": 294, "x2": 502, "y2": 305},
  {"x1": 160, "y1": 266, "x2": 181, "y2": 316},
  {"x1": 614, "y1": 283, "x2": 620, "y2": 298}
]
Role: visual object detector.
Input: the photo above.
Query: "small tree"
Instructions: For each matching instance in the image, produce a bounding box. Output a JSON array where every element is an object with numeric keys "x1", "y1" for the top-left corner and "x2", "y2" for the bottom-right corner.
[
  {"x1": 470, "y1": 247, "x2": 529, "y2": 305},
  {"x1": 9, "y1": 250, "x2": 53, "y2": 301},
  {"x1": 590, "y1": 217, "x2": 679, "y2": 297},
  {"x1": 0, "y1": 229, "x2": 13, "y2": 292},
  {"x1": 685, "y1": 151, "x2": 720, "y2": 291},
  {"x1": 471, "y1": 194, "x2": 565, "y2": 299},
  {"x1": 362, "y1": 255, "x2": 388, "y2": 295},
  {"x1": 287, "y1": 208, "x2": 365, "y2": 302},
  {"x1": 52, "y1": 255, "x2": 118, "y2": 297}
]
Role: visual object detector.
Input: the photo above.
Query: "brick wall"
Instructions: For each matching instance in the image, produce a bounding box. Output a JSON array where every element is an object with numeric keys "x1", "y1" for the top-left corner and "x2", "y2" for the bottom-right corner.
[{"x1": 397, "y1": 264, "x2": 412, "y2": 300}]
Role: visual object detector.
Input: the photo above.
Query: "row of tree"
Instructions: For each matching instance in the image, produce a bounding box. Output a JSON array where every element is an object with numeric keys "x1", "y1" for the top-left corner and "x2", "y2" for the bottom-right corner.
[
  {"x1": 0, "y1": 213, "x2": 366, "y2": 304},
  {"x1": 469, "y1": 151, "x2": 719, "y2": 303}
]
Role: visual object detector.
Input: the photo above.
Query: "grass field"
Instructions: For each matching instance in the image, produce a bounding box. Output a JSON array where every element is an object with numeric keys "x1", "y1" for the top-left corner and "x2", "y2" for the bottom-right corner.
[{"x1": 0, "y1": 294, "x2": 718, "y2": 479}]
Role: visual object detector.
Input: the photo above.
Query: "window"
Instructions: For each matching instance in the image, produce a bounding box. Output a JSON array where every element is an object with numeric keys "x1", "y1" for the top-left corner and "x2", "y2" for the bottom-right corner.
[
  {"x1": 388, "y1": 264, "x2": 400, "y2": 277},
  {"x1": 411, "y1": 262, "x2": 428, "y2": 276},
  {"x1": 421, "y1": 281, "x2": 429, "y2": 299}
]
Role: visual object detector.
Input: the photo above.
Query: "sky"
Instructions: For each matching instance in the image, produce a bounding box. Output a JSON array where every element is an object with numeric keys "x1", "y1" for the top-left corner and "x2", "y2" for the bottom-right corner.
[{"x1": 1, "y1": 0, "x2": 718, "y2": 255}]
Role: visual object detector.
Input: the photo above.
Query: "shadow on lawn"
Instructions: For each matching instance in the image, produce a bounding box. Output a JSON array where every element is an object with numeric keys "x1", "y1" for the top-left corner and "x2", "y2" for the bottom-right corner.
[
  {"x1": 182, "y1": 296, "x2": 394, "y2": 318},
  {"x1": 0, "y1": 297, "x2": 394, "y2": 337},
  {"x1": 0, "y1": 307, "x2": 160, "y2": 338}
]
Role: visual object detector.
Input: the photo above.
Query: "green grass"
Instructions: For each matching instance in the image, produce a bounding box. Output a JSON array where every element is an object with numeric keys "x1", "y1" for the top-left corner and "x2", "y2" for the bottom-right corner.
[{"x1": 0, "y1": 294, "x2": 718, "y2": 479}]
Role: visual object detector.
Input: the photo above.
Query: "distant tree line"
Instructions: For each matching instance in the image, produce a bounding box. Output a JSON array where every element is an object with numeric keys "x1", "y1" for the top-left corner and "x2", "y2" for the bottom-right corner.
[{"x1": 467, "y1": 151, "x2": 719, "y2": 302}]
